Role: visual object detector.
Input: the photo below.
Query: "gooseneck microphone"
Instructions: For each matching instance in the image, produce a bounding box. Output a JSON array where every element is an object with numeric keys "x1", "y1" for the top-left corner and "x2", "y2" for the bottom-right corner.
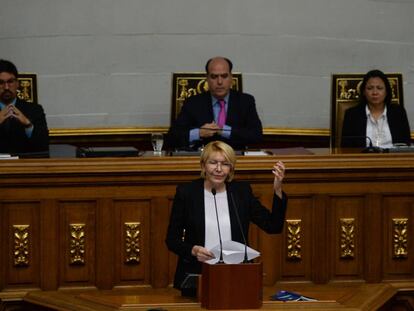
[
  {"x1": 342, "y1": 135, "x2": 384, "y2": 153},
  {"x1": 211, "y1": 188, "x2": 224, "y2": 264},
  {"x1": 362, "y1": 136, "x2": 384, "y2": 153},
  {"x1": 229, "y1": 188, "x2": 249, "y2": 263}
]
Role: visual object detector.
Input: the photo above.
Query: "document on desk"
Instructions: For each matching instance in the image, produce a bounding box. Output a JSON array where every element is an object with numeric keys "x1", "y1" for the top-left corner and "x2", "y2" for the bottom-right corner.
[
  {"x1": 0, "y1": 154, "x2": 18, "y2": 160},
  {"x1": 205, "y1": 240, "x2": 260, "y2": 264},
  {"x1": 243, "y1": 150, "x2": 270, "y2": 156}
]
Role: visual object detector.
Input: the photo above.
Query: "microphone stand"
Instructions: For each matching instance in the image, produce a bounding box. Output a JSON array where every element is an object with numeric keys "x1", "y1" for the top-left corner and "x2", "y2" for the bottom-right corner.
[{"x1": 211, "y1": 188, "x2": 224, "y2": 264}]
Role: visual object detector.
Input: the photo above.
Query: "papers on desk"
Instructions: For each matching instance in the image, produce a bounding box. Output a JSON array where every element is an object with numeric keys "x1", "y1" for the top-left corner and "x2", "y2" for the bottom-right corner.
[
  {"x1": 385, "y1": 145, "x2": 414, "y2": 153},
  {"x1": 243, "y1": 150, "x2": 270, "y2": 156},
  {"x1": 244, "y1": 147, "x2": 315, "y2": 156},
  {"x1": 0, "y1": 154, "x2": 19, "y2": 160},
  {"x1": 205, "y1": 240, "x2": 260, "y2": 264}
]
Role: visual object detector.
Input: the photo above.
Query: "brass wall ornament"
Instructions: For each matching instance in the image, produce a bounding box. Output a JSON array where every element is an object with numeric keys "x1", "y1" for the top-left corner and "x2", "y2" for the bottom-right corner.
[
  {"x1": 17, "y1": 73, "x2": 38, "y2": 103},
  {"x1": 340, "y1": 218, "x2": 355, "y2": 259},
  {"x1": 125, "y1": 222, "x2": 141, "y2": 264},
  {"x1": 286, "y1": 220, "x2": 302, "y2": 260},
  {"x1": 393, "y1": 218, "x2": 408, "y2": 258},
  {"x1": 69, "y1": 224, "x2": 85, "y2": 265},
  {"x1": 13, "y1": 225, "x2": 30, "y2": 266}
]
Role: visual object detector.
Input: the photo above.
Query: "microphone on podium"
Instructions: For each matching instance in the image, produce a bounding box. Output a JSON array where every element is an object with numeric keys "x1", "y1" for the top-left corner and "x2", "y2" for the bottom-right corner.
[
  {"x1": 228, "y1": 187, "x2": 249, "y2": 263},
  {"x1": 211, "y1": 188, "x2": 224, "y2": 264}
]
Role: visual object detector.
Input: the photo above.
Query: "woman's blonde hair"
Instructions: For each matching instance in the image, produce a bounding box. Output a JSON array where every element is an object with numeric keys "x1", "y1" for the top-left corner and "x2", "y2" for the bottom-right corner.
[{"x1": 200, "y1": 141, "x2": 236, "y2": 182}]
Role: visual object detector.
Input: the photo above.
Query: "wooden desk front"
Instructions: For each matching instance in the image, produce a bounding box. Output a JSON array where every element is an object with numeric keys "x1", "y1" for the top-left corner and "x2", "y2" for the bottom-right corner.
[{"x1": 1, "y1": 151, "x2": 413, "y2": 297}]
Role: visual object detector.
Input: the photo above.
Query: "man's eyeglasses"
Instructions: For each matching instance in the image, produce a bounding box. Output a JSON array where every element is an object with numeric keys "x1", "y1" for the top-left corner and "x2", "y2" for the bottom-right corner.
[{"x1": 0, "y1": 79, "x2": 17, "y2": 86}]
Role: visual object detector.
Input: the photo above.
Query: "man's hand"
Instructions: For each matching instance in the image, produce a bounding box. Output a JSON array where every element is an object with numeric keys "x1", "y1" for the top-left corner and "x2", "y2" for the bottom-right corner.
[
  {"x1": 199, "y1": 122, "x2": 220, "y2": 138},
  {"x1": 0, "y1": 106, "x2": 12, "y2": 125},
  {"x1": 2, "y1": 105, "x2": 32, "y2": 127}
]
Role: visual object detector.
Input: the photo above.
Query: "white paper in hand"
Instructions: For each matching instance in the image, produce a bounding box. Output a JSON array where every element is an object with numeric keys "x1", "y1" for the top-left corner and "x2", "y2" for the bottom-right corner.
[{"x1": 205, "y1": 240, "x2": 260, "y2": 264}]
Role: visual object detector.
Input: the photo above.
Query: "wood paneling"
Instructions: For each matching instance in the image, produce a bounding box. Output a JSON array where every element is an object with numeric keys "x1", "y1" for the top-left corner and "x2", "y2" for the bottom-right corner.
[
  {"x1": 59, "y1": 200, "x2": 96, "y2": 286},
  {"x1": 383, "y1": 196, "x2": 414, "y2": 279},
  {"x1": 280, "y1": 196, "x2": 313, "y2": 282},
  {"x1": 4, "y1": 202, "x2": 40, "y2": 288},
  {"x1": 329, "y1": 196, "x2": 364, "y2": 281},
  {"x1": 114, "y1": 198, "x2": 150, "y2": 285},
  {"x1": 95, "y1": 198, "x2": 114, "y2": 290},
  {"x1": 151, "y1": 196, "x2": 172, "y2": 288},
  {"x1": 0, "y1": 151, "x2": 414, "y2": 299}
]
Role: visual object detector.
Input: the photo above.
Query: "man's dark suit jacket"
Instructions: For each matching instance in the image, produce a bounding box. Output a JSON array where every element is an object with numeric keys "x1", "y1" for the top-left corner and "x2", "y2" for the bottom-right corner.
[
  {"x1": 0, "y1": 99, "x2": 49, "y2": 154},
  {"x1": 167, "y1": 91, "x2": 263, "y2": 150},
  {"x1": 341, "y1": 103, "x2": 411, "y2": 148},
  {"x1": 165, "y1": 178, "x2": 288, "y2": 290}
]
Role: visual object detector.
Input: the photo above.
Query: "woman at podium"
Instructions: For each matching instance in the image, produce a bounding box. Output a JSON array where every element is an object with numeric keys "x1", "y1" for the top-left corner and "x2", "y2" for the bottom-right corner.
[{"x1": 165, "y1": 140, "x2": 288, "y2": 295}]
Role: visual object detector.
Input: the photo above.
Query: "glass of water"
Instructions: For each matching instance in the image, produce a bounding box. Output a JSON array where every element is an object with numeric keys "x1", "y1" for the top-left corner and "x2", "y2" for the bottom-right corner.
[{"x1": 151, "y1": 133, "x2": 164, "y2": 155}]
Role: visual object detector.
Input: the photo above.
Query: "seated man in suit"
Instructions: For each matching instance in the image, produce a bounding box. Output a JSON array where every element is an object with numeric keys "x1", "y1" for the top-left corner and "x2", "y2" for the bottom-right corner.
[
  {"x1": 0, "y1": 59, "x2": 49, "y2": 154},
  {"x1": 167, "y1": 57, "x2": 263, "y2": 150}
]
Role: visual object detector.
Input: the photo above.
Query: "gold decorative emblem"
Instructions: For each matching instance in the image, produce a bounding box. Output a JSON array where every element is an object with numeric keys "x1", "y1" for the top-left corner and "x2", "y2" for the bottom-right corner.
[
  {"x1": 338, "y1": 79, "x2": 361, "y2": 100},
  {"x1": 13, "y1": 225, "x2": 30, "y2": 266},
  {"x1": 340, "y1": 218, "x2": 355, "y2": 259},
  {"x1": 393, "y1": 218, "x2": 408, "y2": 258},
  {"x1": 17, "y1": 73, "x2": 38, "y2": 103},
  {"x1": 286, "y1": 220, "x2": 301, "y2": 260},
  {"x1": 69, "y1": 224, "x2": 85, "y2": 265},
  {"x1": 125, "y1": 222, "x2": 141, "y2": 264}
]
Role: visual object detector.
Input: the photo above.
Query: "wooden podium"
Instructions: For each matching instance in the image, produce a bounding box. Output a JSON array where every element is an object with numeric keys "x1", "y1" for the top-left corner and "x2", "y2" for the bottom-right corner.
[{"x1": 200, "y1": 262, "x2": 263, "y2": 310}]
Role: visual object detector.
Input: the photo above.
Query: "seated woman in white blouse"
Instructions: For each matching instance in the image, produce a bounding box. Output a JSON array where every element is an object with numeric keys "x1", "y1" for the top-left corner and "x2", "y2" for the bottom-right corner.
[{"x1": 341, "y1": 69, "x2": 411, "y2": 148}]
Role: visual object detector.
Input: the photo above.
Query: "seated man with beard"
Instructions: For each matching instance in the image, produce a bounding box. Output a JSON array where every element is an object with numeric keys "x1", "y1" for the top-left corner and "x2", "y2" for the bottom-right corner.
[{"x1": 0, "y1": 59, "x2": 49, "y2": 155}]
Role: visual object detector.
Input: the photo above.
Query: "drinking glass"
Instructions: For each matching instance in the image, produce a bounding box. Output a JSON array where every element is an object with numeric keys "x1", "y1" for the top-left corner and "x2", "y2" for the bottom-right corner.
[{"x1": 151, "y1": 133, "x2": 164, "y2": 155}]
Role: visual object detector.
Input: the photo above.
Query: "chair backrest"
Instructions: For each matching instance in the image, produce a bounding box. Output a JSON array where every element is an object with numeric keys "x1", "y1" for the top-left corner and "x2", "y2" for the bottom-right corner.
[
  {"x1": 330, "y1": 73, "x2": 404, "y2": 148},
  {"x1": 171, "y1": 72, "x2": 243, "y2": 124},
  {"x1": 17, "y1": 73, "x2": 38, "y2": 104}
]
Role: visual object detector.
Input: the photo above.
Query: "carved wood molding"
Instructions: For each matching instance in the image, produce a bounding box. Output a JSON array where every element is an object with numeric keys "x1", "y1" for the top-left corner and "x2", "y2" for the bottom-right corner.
[
  {"x1": 13, "y1": 225, "x2": 30, "y2": 266},
  {"x1": 393, "y1": 218, "x2": 408, "y2": 259},
  {"x1": 340, "y1": 218, "x2": 355, "y2": 259},
  {"x1": 125, "y1": 222, "x2": 141, "y2": 264},
  {"x1": 69, "y1": 224, "x2": 85, "y2": 265},
  {"x1": 286, "y1": 219, "x2": 302, "y2": 260}
]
